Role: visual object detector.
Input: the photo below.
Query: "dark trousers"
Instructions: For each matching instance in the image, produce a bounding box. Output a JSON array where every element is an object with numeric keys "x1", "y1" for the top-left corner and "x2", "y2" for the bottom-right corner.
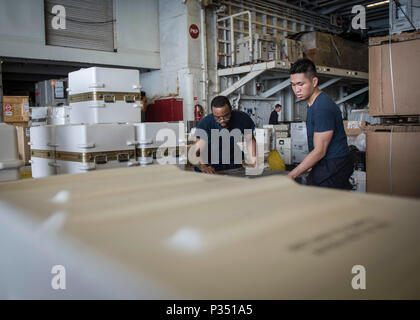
[{"x1": 306, "y1": 155, "x2": 354, "y2": 190}]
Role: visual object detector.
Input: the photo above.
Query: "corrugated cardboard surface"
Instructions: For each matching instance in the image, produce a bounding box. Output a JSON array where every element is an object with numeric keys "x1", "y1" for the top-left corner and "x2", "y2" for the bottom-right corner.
[
  {"x1": 367, "y1": 128, "x2": 420, "y2": 198},
  {"x1": 298, "y1": 31, "x2": 368, "y2": 72},
  {"x1": 2, "y1": 96, "x2": 30, "y2": 123},
  {"x1": 1, "y1": 165, "x2": 420, "y2": 299},
  {"x1": 369, "y1": 37, "x2": 420, "y2": 116}
]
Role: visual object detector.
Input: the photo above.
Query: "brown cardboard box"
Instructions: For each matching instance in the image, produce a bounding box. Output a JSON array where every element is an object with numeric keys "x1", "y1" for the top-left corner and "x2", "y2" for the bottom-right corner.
[
  {"x1": 369, "y1": 33, "x2": 420, "y2": 116},
  {"x1": 15, "y1": 126, "x2": 31, "y2": 165},
  {"x1": 343, "y1": 120, "x2": 367, "y2": 136},
  {"x1": 3, "y1": 96, "x2": 30, "y2": 123},
  {"x1": 1, "y1": 165, "x2": 420, "y2": 299},
  {"x1": 366, "y1": 125, "x2": 420, "y2": 198},
  {"x1": 298, "y1": 31, "x2": 368, "y2": 72}
]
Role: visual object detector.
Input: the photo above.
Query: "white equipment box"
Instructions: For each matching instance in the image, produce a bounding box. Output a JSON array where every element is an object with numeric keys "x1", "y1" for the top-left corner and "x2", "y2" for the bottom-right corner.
[
  {"x1": 134, "y1": 122, "x2": 186, "y2": 166},
  {"x1": 30, "y1": 123, "x2": 138, "y2": 177},
  {"x1": 0, "y1": 123, "x2": 24, "y2": 182},
  {"x1": 68, "y1": 67, "x2": 142, "y2": 124},
  {"x1": 278, "y1": 148, "x2": 292, "y2": 165},
  {"x1": 276, "y1": 137, "x2": 291, "y2": 150},
  {"x1": 291, "y1": 122, "x2": 309, "y2": 163},
  {"x1": 35, "y1": 79, "x2": 68, "y2": 107},
  {"x1": 292, "y1": 143, "x2": 309, "y2": 164},
  {"x1": 291, "y1": 122, "x2": 308, "y2": 143},
  {"x1": 236, "y1": 34, "x2": 283, "y2": 65},
  {"x1": 276, "y1": 137, "x2": 292, "y2": 165}
]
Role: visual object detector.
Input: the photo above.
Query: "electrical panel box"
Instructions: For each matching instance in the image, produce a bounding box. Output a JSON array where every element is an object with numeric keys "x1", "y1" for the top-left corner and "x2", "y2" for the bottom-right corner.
[
  {"x1": 35, "y1": 79, "x2": 68, "y2": 107},
  {"x1": 390, "y1": 0, "x2": 420, "y2": 34}
]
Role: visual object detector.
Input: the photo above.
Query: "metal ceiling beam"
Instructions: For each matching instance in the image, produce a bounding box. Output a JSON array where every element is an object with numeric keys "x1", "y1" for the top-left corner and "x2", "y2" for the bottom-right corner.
[
  {"x1": 261, "y1": 79, "x2": 291, "y2": 98},
  {"x1": 319, "y1": 0, "x2": 372, "y2": 15},
  {"x1": 319, "y1": 77, "x2": 342, "y2": 90},
  {"x1": 2, "y1": 64, "x2": 75, "y2": 76},
  {"x1": 335, "y1": 86, "x2": 368, "y2": 105}
]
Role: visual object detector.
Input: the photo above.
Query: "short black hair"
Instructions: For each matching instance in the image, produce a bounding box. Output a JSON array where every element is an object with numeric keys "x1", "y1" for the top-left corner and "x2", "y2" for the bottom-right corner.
[
  {"x1": 211, "y1": 95, "x2": 231, "y2": 109},
  {"x1": 289, "y1": 58, "x2": 317, "y2": 79},
  {"x1": 141, "y1": 91, "x2": 146, "y2": 99},
  {"x1": 275, "y1": 104, "x2": 282, "y2": 109}
]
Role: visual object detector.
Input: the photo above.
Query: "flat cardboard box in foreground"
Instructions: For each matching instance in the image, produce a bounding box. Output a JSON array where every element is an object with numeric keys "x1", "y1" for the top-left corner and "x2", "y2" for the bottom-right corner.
[{"x1": 0, "y1": 165, "x2": 419, "y2": 299}]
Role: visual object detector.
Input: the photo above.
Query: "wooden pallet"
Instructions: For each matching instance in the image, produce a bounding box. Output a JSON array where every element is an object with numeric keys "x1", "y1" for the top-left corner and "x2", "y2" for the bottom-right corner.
[
  {"x1": 369, "y1": 30, "x2": 420, "y2": 46},
  {"x1": 380, "y1": 116, "x2": 420, "y2": 125}
]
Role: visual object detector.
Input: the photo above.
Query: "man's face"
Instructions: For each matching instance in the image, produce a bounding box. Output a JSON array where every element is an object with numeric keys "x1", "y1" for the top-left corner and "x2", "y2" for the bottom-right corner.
[
  {"x1": 290, "y1": 73, "x2": 317, "y2": 101},
  {"x1": 212, "y1": 104, "x2": 232, "y2": 128},
  {"x1": 275, "y1": 107, "x2": 281, "y2": 113}
]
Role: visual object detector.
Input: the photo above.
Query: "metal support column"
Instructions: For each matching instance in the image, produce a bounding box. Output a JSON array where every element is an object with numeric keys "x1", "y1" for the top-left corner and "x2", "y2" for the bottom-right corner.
[{"x1": 0, "y1": 61, "x2": 3, "y2": 123}]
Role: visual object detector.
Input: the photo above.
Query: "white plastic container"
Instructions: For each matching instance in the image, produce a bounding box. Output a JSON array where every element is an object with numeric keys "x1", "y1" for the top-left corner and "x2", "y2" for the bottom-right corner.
[
  {"x1": 29, "y1": 125, "x2": 58, "y2": 178},
  {"x1": 47, "y1": 106, "x2": 70, "y2": 125},
  {"x1": 54, "y1": 123, "x2": 138, "y2": 175},
  {"x1": 68, "y1": 67, "x2": 142, "y2": 124},
  {"x1": 0, "y1": 123, "x2": 24, "y2": 182},
  {"x1": 133, "y1": 122, "x2": 186, "y2": 165}
]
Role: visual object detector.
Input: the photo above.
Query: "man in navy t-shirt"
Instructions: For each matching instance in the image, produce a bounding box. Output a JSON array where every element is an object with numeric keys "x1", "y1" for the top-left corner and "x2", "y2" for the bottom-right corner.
[
  {"x1": 192, "y1": 95, "x2": 257, "y2": 174},
  {"x1": 287, "y1": 58, "x2": 353, "y2": 189}
]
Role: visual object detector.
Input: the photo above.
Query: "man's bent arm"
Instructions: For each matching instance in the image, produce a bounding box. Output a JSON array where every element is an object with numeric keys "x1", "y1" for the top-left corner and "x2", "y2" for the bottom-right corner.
[{"x1": 288, "y1": 130, "x2": 333, "y2": 179}]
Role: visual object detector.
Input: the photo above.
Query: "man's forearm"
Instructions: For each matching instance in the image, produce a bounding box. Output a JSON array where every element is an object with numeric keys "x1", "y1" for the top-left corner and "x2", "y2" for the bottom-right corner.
[{"x1": 289, "y1": 149, "x2": 325, "y2": 178}]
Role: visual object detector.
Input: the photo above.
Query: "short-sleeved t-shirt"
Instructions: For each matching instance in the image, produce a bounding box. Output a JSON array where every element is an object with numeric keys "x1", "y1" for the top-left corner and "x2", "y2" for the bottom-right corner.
[
  {"x1": 195, "y1": 110, "x2": 255, "y2": 170},
  {"x1": 306, "y1": 92, "x2": 349, "y2": 160}
]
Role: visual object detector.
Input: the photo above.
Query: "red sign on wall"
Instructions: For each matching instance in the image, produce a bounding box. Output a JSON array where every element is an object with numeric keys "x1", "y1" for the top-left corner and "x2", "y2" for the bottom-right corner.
[{"x1": 189, "y1": 24, "x2": 199, "y2": 39}]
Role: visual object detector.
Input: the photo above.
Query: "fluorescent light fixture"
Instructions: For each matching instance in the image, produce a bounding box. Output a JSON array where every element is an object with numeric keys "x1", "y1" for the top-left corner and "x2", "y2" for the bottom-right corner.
[{"x1": 366, "y1": 0, "x2": 390, "y2": 8}]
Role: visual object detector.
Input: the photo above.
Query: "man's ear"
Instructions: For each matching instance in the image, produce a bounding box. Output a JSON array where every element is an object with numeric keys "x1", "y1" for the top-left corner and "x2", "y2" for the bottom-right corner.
[{"x1": 312, "y1": 76, "x2": 319, "y2": 88}]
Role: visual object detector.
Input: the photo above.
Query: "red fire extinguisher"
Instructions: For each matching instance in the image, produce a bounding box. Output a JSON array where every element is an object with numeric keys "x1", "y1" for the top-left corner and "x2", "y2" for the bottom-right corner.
[{"x1": 194, "y1": 97, "x2": 203, "y2": 121}]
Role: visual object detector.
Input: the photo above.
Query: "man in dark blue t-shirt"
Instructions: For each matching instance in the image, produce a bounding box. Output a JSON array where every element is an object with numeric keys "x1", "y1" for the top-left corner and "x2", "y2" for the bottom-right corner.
[
  {"x1": 192, "y1": 95, "x2": 256, "y2": 174},
  {"x1": 287, "y1": 58, "x2": 353, "y2": 189}
]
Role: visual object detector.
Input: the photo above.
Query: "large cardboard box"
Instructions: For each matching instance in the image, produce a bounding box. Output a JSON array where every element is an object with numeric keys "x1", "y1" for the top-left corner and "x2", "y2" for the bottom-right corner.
[
  {"x1": 366, "y1": 125, "x2": 420, "y2": 198},
  {"x1": 2, "y1": 96, "x2": 30, "y2": 123},
  {"x1": 298, "y1": 31, "x2": 368, "y2": 72},
  {"x1": 369, "y1": 32, "x2": 420, "y2": 116},
  {"x1": 2, "y1": 165, "x2": 420, "y2": 299}
]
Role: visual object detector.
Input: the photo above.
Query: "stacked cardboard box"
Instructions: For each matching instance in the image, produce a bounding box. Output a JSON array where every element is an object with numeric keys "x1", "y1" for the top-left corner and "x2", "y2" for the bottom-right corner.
[
  {"x1": 366, "y1": 125, "x2": 420, "y2": 198},
  {"x1": 367, "y1": 32, "x2": 420, "y2": 198},
  {"x1": 369, "y1": 32, "x2": 420, "y2": 117},
  {"x1": 298, "y1": 31, "x2": 368, "y2": 72},
  {"x1": 2, "y1": 96, "x2": 30, "y2": 124}
]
